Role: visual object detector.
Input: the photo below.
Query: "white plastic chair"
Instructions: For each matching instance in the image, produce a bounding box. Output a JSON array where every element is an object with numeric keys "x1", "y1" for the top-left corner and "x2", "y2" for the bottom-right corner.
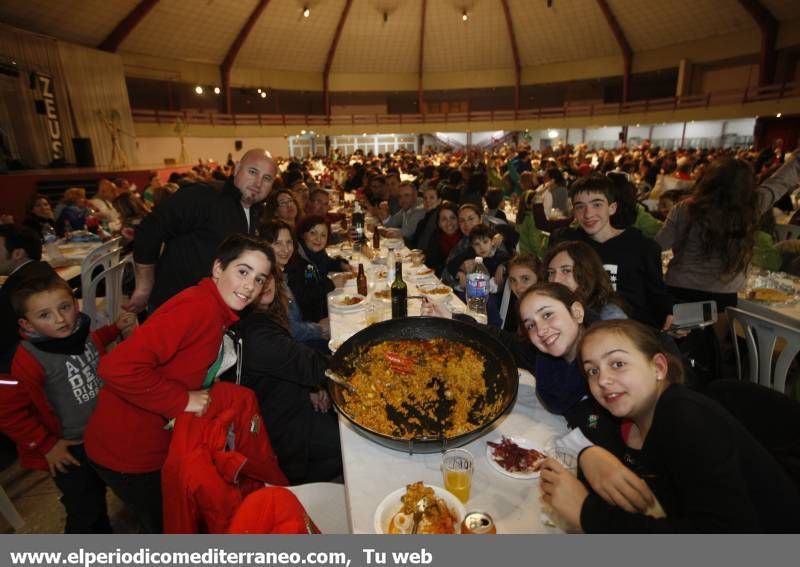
[
  {"x1": 0, "y1": 485, "x2": 24, "y2": 531},
  {"x1": 79, "y1": 236, "x2": 124, "y2": 296},
  {"x1": 83, "y1": 254, "x2": 133, "y2": 329},
  {"x1": 727, "y1": 306, "x2": 800, "y2": 394},
  {"x1": 288, "y1": 483, "x2": 349, "y2": 533},
  {"x1": 774, "y1": 224, "x2": 800, "y2": 242}
]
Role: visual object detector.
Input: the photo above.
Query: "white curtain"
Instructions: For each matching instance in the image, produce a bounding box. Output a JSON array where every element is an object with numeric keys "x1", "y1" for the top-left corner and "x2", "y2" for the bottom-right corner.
[
  {"x1": 57, "y1": 41, "x2": 138, "y2": 168},
  {"x1": 0, "y1": 23, "x2": 77, "y2": 167}
]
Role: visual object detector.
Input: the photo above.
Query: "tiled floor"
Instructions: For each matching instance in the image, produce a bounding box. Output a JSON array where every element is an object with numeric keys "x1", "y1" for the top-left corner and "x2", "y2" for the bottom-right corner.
[{"x1": 0, "y1": 460, "x2": 138, "y2": 534}]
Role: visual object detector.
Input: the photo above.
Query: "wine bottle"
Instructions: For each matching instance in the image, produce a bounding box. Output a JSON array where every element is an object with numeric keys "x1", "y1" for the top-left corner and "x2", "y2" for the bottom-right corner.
[
  {"x1": 356, "y1": 263, "x2": 368, "y2": 296},
  {"x1": 390, "y1": 261, "x2": 407, "y2": 318}
]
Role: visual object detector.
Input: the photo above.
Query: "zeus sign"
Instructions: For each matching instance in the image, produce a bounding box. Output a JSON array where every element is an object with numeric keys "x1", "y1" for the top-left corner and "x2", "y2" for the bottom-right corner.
[{"x1": 33, "y1": 72, "x2": 64, "y2": 161}]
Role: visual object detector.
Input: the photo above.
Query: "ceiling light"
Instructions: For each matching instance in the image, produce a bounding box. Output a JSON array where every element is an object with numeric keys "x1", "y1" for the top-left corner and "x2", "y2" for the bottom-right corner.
[
  {"x1": 213, "y1": 86, "x2": 221, "y2": 94},
  {"x1": 194, "y1": 85, "x2": 203, "y2": 94},
  {"x1": 776, "y1": 112, "x2": 782, "y2": 118},
  {"x1": 548, "y1": 129, "x2": 558, "y2": 139},
  {"x1": 462, "y1": 11, "x2": 468, "y2": 22},
  {"x1": 301, "y1": 130, "x2": 307, "y2": 135},
  {"x1": 257, "y1": 88, "x2": 262, "y2": 93},
  {"x1": 635, "y1": 123, "x2": 640, "y2": 127},
  {"x1": 362, "y1": 133, "x2": 367, "y2": 136},
  {"x1": 303, "y1": 7, "x2": 310, "y2": 18},
  {"x1": 260, "y1": 91, "x2": 267, "y2": 98}
]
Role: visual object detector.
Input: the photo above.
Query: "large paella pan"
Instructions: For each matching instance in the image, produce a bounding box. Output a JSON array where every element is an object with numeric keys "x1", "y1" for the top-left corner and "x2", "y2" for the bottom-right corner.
[{"x1": 328, "y1": 317, "x2": 519, "y2": 453}]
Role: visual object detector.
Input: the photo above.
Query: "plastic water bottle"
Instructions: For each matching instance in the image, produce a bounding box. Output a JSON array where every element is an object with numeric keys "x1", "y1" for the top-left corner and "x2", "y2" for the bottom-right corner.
[
  {"x1": 466, "y1": 257, "x2": 490, "y2": 325},
  {"x1": 42, "y1": 224, "x2": 62, "y2": 262}
]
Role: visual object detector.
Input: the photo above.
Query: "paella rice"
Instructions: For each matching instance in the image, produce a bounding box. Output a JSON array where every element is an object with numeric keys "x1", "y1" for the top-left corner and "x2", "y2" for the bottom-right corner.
[{"x1": 340, "y1": 338, "x2": 502, "y2": 439}]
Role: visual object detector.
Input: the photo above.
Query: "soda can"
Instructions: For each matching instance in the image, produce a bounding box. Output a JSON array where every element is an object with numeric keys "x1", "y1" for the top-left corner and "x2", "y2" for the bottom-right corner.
[{"x1": 461, "y1": 511, "x2": 496, "y2": 534}]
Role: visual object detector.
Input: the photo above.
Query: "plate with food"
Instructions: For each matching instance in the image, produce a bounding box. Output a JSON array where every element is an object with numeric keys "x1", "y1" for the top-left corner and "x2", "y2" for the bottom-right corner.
[
  {"x1": 407, "y1": 266, "x2": 436, "y2": 280},
  {"x1": 486, "y1": 436, "x2": 546, "y2": 479},
  {"x1": 329, "y1": 293, "x2": 367, "y2": 311},
  {"x1": 373, "y1": 288, "x2": 392, "y2": 301},
  {"x1": 374, "y1": 482, "x2": 466, "y2": 534},
  {"x1": 417, "y1": 283, "x2": 453, "y2": 303}
]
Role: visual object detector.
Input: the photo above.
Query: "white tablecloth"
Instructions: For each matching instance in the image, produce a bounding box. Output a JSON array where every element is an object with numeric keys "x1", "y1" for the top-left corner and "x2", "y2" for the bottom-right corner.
[{"x1": 338, "y1": 369, "x2": 569, "y2": 534}]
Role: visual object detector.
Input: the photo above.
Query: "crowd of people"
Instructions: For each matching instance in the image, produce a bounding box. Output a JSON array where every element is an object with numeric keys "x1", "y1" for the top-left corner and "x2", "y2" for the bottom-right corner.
[{"x1": 1, "y1": 138, "x2": 800, "y2": 534}]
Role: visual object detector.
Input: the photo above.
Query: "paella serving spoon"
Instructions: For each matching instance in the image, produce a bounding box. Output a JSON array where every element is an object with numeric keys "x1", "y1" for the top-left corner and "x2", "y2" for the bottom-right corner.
[{"x1": 324, "y1": 369, "x2": 357, "y2": 394}]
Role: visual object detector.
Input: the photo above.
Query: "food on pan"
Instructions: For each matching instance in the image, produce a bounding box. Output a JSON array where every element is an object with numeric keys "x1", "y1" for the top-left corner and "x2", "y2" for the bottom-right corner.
[
  {"x1": 339, "y1": 339, "x2": 502, "y2": 439},
  {"x1": 748, "y1": 287, "x2": 791, "y2": 302},
  {"x1": 487, "y1": 436, "x2": 544, "y2": 474},
  {"x1": 335, "y1": 295, "x2": 364, "y2": 306},
  {"x1": 413, "y1": 267, "x2": 434, "y2": 277},
  {"x1": 340, "y1": 272, "x2": 356, "y2": 280},
  {"x1": 388, "y1": 482, "x2": 458, "y2": 534},
  {"x1": 374, "y1": 289, "x2": 391, "y2": 300}
]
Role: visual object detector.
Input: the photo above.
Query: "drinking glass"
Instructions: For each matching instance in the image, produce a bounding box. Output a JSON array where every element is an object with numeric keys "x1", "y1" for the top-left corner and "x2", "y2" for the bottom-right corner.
[
  {"x1": 540, "y1": 441, "x2": 578, "y2": 531},
  {"x1": 442, "y1": 448, "x2": 474, "y2": 504}
]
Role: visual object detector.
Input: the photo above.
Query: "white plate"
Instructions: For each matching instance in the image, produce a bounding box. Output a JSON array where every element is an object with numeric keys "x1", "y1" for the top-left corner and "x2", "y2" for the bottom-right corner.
[
  {"x1": 373, "y1": 485, "x2": 466, "y2": 534},
  {"x1": 417, "y1": 283, "x2": 454, "y2": 303},
  {"x1": 485, "y1": 436, "x2": 544, "y2": 480},
  {"x1": 382, "y1": 238, "x2": 404, "y2": 249},
  {"x1": 328, "y1": 293, "x2": 367, "y2": 311},
  {"x1": 406, "y1": 266, "x2": 436, "y2": 280}
]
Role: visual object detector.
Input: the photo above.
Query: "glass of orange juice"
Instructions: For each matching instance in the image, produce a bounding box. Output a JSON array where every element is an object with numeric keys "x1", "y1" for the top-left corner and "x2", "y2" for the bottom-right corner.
[{"x1": 442, "y1": 448, "x2": 474, "y2": 503}]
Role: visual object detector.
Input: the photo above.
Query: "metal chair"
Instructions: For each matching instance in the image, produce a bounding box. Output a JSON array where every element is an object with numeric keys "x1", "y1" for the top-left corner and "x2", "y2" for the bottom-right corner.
[
  {"x1": 774, "y1": 224, "x2": 800, "y2": 242},
  {"x1": 727, "y1": 306, "x2": 800, "y2": 394},
  {"x1": 83, "y1": 254, "x2": 133, "y2": 329}
]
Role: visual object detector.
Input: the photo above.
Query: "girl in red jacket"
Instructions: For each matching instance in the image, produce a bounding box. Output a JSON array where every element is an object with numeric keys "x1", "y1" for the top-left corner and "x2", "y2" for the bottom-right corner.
[{"x1": 84, "y1": 234, "x2": 273, "y2": 533}]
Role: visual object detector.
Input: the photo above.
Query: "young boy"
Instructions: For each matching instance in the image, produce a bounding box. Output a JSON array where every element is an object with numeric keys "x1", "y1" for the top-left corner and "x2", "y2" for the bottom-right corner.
[
  {"x1": 461, "y1": 224, "x2": 511, "y2": 294},
  {"x1": 550, "y1": 175, "x2": 674, "y2": 330},
  {"x1": 484, "y1": 187, "x2": 508, "y2": 223},
  {"x1": 0, "y1": 273, "x2": 136, "y2": 533}
]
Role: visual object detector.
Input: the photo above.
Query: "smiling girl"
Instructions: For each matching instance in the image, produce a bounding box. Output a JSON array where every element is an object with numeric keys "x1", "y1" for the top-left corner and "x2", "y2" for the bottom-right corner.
[
  {"x1": 543, "y1": 241, "x2": 628, "y2": 320},
  {"x1": 540, "y1": 319, "x2": 800, "y2": 533},
  {"x1": 84, "y1": 234, "x2": 272, "y2": 533}
]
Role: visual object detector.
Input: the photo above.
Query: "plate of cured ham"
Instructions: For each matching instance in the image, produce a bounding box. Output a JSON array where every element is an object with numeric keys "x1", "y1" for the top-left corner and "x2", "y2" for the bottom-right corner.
[{"x1": 486, "y1": 436, "x2": 546, "y2": 479}]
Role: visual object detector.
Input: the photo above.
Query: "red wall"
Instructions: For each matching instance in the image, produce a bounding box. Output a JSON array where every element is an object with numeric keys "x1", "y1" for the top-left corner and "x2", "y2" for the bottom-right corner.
[
  {"x1": 0, "y1": 165, "x2": 193, "y2": 221},
  {"x1": 754, "y1": 115, "x2": 799, "y2": 152}
]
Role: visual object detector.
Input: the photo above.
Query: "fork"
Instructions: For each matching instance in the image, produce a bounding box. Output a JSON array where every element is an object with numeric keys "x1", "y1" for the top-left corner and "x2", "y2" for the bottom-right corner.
[{"x1": 410, "y1": 496, "x2": 429, "y2": 534}]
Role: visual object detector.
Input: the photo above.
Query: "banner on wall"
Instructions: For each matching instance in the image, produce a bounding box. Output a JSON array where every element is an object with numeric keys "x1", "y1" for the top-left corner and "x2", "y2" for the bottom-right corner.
[{"x1": 30, "y1": 71, "x2": 64, "y2": 162}]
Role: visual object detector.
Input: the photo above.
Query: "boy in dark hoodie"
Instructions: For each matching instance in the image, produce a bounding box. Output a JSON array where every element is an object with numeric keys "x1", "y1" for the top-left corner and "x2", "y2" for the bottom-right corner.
[{"x1": 0, "y1": 272, "x2": 135, "y2": 532}]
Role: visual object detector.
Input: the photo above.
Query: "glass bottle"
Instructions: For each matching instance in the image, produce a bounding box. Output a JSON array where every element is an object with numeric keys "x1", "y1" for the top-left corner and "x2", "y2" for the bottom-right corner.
[
  {"x1": 391, "y1": 261, "x2": 407, "y2": 319},
  {"x1": 352, "y1": 201, "x2": 365, "y2": 243},
  {"x1": 372, "y1": 225, "x2": 381, "y2": 250},
  {"x1": 356, "y1": 263, "x2": 368, "y2": 297}
]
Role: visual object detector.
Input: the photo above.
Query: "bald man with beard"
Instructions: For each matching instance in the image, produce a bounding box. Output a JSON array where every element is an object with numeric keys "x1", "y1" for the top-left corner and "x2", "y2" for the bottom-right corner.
[{"x1": 126, "y1": 149, "x2": 277, "y2": 312}]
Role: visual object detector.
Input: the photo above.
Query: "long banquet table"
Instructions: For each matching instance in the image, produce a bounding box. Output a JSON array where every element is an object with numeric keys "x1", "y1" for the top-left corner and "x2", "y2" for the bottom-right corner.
[
  {"x1": 338, "y1": 369, "x2": 568, "y2": 534},
  {"x1": 41, "y1": 240, "x2": 104, "y2": 282},
  {"x1": 326, "y1": 239, "x2": 569, "y2": 533}
]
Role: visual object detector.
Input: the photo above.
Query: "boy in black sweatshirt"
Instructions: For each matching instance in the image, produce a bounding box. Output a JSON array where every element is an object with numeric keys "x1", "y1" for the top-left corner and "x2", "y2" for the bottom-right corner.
[{"x1": 550, "y1": 175, "x2": 674, "y2": 329}]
